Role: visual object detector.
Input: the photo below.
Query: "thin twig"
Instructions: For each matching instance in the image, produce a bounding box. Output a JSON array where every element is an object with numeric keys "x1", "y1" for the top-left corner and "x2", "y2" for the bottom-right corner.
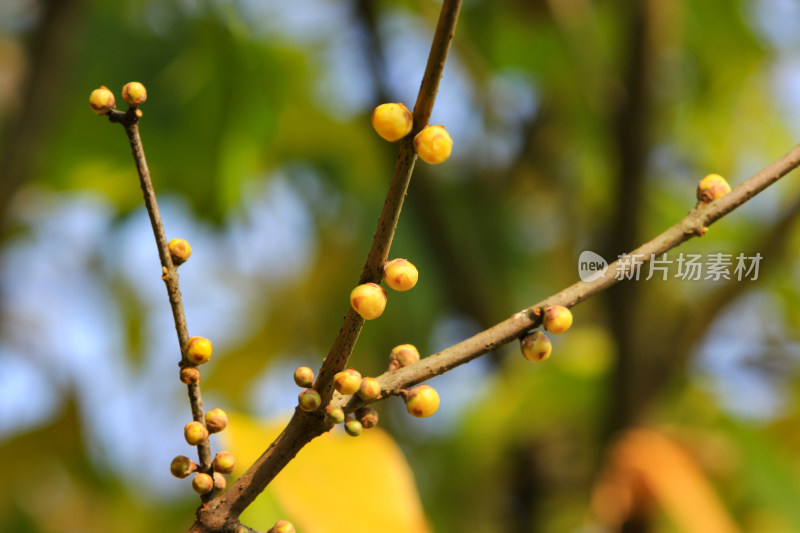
[{"x1": 108, "y1": 109, "x2": 213, "y2": 480}]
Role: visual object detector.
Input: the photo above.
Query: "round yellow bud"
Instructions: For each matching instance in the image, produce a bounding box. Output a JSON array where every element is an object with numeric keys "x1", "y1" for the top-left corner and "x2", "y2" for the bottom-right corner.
[
  {"x1": 89, "y1": 86, "x2": 115, "y2": 115},
  {"x1": 205, "y1": 408, "x2": 228, "y2": 433},
  {"x1": 696, "y1": 173, "x2": 731, "y2": 204},
  {"x1": 184, "y1": 421, "x2": 209, "y2": 446},
  {"x1": 520, "y1": 331, "x2": 552, "y2": 362},
  {"x1": 186, "y1": 336, "x2": 213, "y2": 365},
  {"x1": 388, "y1": 343, "x2": 420, "y2": 371},
  {"x1": 357, "y1": 377, "x2": 381, "y2": 401},
  {"x1": 192, "y1": 472, "x2": 214, "y2": 494},
  {"x1": 350, "y1": 282, "x2": 387, "y2": 320},
  {"x1": 122, "y1": 81, "x2": 147, "y2": 106},
  {"x1": 383, "y1": 258, "x2": 418, "y2": 292},
  {"x1": 269, "y1": 520, "x2": 296, "y2": 533},
  {"x1": 213, "y1": 451, "x2": 235, "y2": 474},
  {"x1": 413, "y1": 125, "x2": 453, "y2": 164},
  {"x1": 334, "y1": 368, "x2": 362, "y2": 395},
  {"x1": 293, "y1": 366, "x2": 315, "y2": 388},
  {"x1": 371, "y1": 103, "x2": 413, "y2": 142},
  {"x1": 542, "y1": 305, "x2": 573, "y2": 335},
  {"x1": 405, "y1": 385, "x2": 440, "y2": 418},
  {"x1": 168, "y1": 238, "x2": 192, "y2": 266}
]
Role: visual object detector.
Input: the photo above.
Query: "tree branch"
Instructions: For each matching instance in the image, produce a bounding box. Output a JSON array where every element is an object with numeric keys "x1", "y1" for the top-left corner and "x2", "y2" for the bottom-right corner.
[
  {"x1": 331, "y1": 142, "x2": 800, "y2": 408},
  {"x1": 108, "y1": 109, "x2": 213, "y2": 484},
  {"x1": 315, "y1": 0, "x2": 462, "y2": 407},
  {"x1": 190, "y1": 1, "x2": 463, "y2": 530}
]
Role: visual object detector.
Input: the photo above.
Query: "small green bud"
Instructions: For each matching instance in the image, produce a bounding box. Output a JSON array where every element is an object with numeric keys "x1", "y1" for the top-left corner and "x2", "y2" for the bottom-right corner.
[
  {"x1": 345, "y1": 418, "x2": 363, "y2": 437},
  {"x1": 298, "y1": 388, "x2": 322, "y2": 412},
  {"x1": 325, "y1": 405, "x2": 345, "y2": 425},
  {"x1": 170, "y1": 455, "x2": 196, "y2": 479}
]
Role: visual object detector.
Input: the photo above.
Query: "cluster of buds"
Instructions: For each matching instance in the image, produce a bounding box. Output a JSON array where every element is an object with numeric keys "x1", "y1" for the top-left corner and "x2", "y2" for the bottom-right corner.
[
  {"x1": 176, "y1": 406, "x2": 232, "y2": 494},
  {"x1": 370, "y1": 102, "x2": 454, "y2": 164},
  {"x1": 88, "y1": 81, "x2": 148, "y2": 115},
  {"x1": 518, "y1": 305, "x2": 575, "y2": 363},
  {"x1": 182, "y1": 448, "x2": 235, "y2": 495},
  {"x1": 349, "y1": 257, "x2": 419, "y2": 320},
  {"x1": 291, "y1": 366, "x2": 323, "y2": 413}
]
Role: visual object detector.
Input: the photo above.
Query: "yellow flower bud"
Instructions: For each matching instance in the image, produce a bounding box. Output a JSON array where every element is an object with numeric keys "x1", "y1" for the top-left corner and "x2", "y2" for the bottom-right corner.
[
  {"x1": 371, "y1": 103, "x2": 413, "y2": 142},
  {"x1": 542, "y1": 305, "x2": 573, "y2": 335},
  {"x1": 89, "y1": 86, "x2": 115, "y2": 115},
  {"x1": 520, "y1": 331, "x2": 552, "y2": 362},
  {"x1": 383, "y1": 258, "x2": 418, "y2": 292},
  {"x1": 186, "y1": 336, "x2": 213, "y2": 365},
  {"x1": 413, "y1": 125, "x2": 453, "y2": 164},
  {"x1": 696, "y1": 173, "x2": 731, "y2": 204},
  {"x1": 405, "y1": 385, "x2": 440, "y2": 418},
  {"x1": 122, "y1": 81, "x2": 147, "y2": 106},
  {"x1": 350, "y1": 282, "x2": 387, "y2": 320}
]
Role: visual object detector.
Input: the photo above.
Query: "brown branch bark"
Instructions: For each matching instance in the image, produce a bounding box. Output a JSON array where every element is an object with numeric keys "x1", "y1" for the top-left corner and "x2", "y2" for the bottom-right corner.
[{"x1": 107, "y1": 108, "x2": 213, "y2": 486}]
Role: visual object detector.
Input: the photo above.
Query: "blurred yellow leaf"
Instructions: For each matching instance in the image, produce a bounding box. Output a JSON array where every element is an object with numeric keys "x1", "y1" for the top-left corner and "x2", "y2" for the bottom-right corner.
[
  {"x1": 225, "y1": 412, "x2": 430, "y2": 533},
  {"x1": 591, "y1": 428, "x2": 739, "y2": 533}
]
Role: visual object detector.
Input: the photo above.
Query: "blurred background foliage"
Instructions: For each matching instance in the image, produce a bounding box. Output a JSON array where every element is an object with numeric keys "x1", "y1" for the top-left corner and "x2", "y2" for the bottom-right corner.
[{"x1": 2, "y1": 0, "x2": 800, "y2": 531}]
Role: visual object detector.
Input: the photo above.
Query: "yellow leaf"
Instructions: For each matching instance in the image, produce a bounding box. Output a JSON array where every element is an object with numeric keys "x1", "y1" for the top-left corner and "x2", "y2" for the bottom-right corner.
[{"x1": 224, "y1": 412, "x2": 430, "y2": 533}]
